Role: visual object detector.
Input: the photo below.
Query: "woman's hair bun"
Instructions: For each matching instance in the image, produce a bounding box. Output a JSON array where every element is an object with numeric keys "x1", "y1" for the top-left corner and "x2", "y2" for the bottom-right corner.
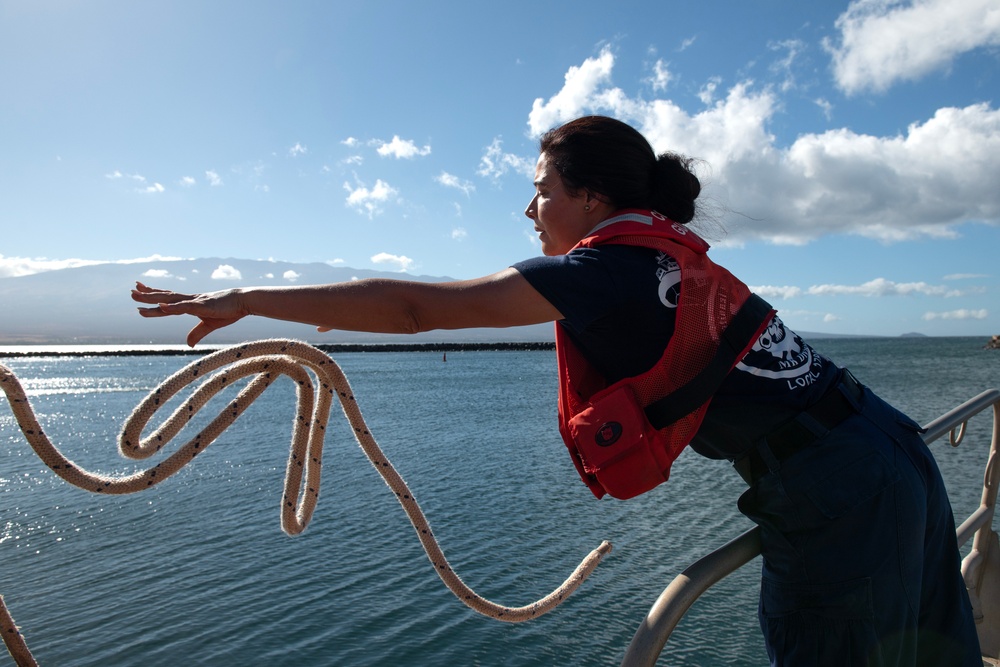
[{"x1": 650, "y1": 152, "x2": 701, "y2": 224}]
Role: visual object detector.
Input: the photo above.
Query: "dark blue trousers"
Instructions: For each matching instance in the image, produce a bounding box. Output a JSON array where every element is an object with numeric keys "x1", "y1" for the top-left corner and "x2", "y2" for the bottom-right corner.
[{"x1": 738, "y1": 383, "x2": 982, "y2": 666}]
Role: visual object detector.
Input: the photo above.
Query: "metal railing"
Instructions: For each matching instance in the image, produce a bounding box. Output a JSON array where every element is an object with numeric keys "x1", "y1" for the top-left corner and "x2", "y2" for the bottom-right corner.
[{"x1": 620, "y1": 389, "x2": 1000, "y2": 667}]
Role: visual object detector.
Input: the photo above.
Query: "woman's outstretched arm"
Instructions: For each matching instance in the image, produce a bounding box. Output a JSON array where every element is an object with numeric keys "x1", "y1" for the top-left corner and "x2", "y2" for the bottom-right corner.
[{"x1": 131, "y1": 267, "x2": 562, "y2": 346}]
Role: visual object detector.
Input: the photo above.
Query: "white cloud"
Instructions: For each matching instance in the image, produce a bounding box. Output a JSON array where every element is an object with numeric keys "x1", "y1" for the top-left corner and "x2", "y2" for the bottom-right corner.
[
  {"x1": 211, "y1": 264, "x2": 242, "y2": 280},
  {"x1": 142, "y1": 269, "x2": 174, "y2": 279},
  {"x1": 0, "y1": 254, "x2": 185, "y2": 278},
  {"x1": 697, "y1": 77, "x2": 722, "y2": 105},
  {"x1": 370, "y1": 252, "x2": 414, "y2": 272},
  {"x1": 179, "y1": 176, "x2": 196, "y2": 187},
  {"x1": 648, "y1": 59, "x2": 672, "y2": 92},
  {"x1": 105, "y1": 170, "x2": 164, "y2": 193},
  {"x1": 451, "y1": 227, "x2": 467, "y2": 240},
  {"x1": 326, "y1": 258, "x2": 345, "y2": 265},
  {"x1": 206, "y1": 170, "x2": 223, "y2": 186},
  {"x1": 825, "y1": 0, "x2": 1000, "y2": 95},
  {"x1": 342, "y1": 137, "x2": 359, "y2": 147},
  {"x1": 814, "y1": 98, "x2": 834, "y2": 121},
  {"x1": 343, "y1": 178, "x2": 398, "y2": 218},
  {"x1": 289, "y1": 142, "x2": 308, "y2": 157},
  {"x1": 376, "y1": 135, "x2": 431, "y2": 159},
  {"x1": 944, "y1": 273, "x2": 990, "y2": 280},
  {"x1": 477, "y1": 137, "x2": 535, "y2": 182},
  {"x1": 752, "y1": 278, "x2": 970, "y2": 300},
  {"x1": 806, "y1": 278, "x2": 962, "y2": 298},
  {"x1": 283, "y1": 270, "x2": 301, "y2": 281},
  {"x1": 528, "y1": 49, "x2": 1000, "y2": 244},
  {"x1": 922, "y1": 308, "x2": 989, "y2": 321},
  {"x1": 768, "y1": 39, "x2": 805, "y2": 92},
  {"x1": 751, "y1": 285, "x2": 804, "y2": 300},
  {"x1": 528, "y1": 45, "x2": 615, "y2": 137},
  {"x1": 436, "y1": 171, "x2": 475, "y2": 196}
]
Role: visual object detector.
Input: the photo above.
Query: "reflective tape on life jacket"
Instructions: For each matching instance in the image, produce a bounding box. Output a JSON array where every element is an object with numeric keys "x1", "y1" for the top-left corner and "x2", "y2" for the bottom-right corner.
[{"x1": 556, "y1": 209, "x2": 775, "y2": 500}]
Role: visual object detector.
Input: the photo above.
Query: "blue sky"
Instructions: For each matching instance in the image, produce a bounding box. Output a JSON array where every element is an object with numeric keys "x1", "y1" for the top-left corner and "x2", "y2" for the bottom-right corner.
[{"x1": 1, "y1": 0, "x2": 998, "y2": 337}]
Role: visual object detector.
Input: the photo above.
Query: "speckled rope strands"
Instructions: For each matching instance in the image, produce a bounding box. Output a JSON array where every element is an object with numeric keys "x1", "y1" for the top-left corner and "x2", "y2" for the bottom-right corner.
[{"x1": 0, "y1": 339, "x2": 612, "y2": 666}]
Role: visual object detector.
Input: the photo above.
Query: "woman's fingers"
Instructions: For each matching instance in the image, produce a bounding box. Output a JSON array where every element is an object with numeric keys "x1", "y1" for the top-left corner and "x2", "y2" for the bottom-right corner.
[{"x1": 131, "y1": 282, "x2": 195, "y2": 305}]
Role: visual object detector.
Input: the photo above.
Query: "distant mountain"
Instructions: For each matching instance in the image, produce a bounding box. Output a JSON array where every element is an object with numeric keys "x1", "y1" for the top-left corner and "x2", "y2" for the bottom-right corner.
[{"x1": 0, "y1": 258, "x2": 555, "y2": 345}]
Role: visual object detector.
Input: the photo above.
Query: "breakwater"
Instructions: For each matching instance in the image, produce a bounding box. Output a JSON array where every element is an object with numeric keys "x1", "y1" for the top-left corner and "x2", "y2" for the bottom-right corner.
[{"x1": 0, "y1": 341, "x2": 556, "y2": 358}]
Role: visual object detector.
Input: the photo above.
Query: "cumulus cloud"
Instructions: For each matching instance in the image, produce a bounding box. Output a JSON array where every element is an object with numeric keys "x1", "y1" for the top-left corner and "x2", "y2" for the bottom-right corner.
[
  {"x1": 343, "y1": 178, "x2": 398, "y2": 218},
  {"x1": 283, "y1": 270, "x2": 301, "y2": 281},
  {"x1": 451, "y1": 227, "x2": 468, "y2": 240},
  {"x1": 371, "y1": 252, "x2": 414, "y2": 272},
  {"x1": 142, "y1": 269, "x2": 174, "y2": 279},
  {"x1": 825, "y1": 0, "x2": 1000, "y2": 95},
  {"x1": 289, "y1": 142, "x2": 308, "y2": 157},
  {"x1": 376, "y1": 136, "x2": 431, "y2": 159},
  {"x1": 436, "y1": 171, "x2": 475, "y2": 196},
  {"x1": 525, "y1": 48, "x2": 1000, "y2": 245},
  {"x1": 205, "y1": 170, "x2": 223, "y2": 186},
  {"x1": 751, "y1": 285, "x2": 804, "y2": 300},
  {"x1": 528, "y1": 45, "x2": 615, "y2": 136},
  {"x1": 211, "y1": 264, "x2": 242, "y2": 280},
  {"x1": 477, "y1": 137, "x2": 535, "y2": 182},
  {"x1": 179, "y1": 176, "x2": 196, "y2": 187}
]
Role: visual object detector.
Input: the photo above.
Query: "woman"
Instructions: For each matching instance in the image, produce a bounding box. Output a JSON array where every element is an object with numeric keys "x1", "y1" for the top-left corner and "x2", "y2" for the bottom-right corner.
[{"x1": 133, "y1": 116, "x2": 980, "y2": 665}]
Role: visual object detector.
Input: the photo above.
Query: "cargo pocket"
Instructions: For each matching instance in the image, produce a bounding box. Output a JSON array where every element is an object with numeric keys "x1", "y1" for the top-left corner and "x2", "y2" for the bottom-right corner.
[
  {"x1": 760, "y1": 577, "x2": 884, "y2": 667},
  {"x1": 801, "y1": 449, "x2": 899, "y2": 520}
]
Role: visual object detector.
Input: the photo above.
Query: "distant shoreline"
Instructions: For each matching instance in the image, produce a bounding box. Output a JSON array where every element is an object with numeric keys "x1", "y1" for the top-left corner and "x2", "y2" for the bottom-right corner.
[
  {"x1": 0, "y1": 341, "x2": 557, "y2": 358},
  {"x1": 1, "y1": 334, "x2": 994, "y2": 358}
]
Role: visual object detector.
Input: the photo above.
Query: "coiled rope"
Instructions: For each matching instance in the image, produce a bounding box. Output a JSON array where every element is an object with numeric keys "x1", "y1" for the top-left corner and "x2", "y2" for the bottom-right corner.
[{"x1": 0, "y1": 339, "x2": 611, "y2": 666}]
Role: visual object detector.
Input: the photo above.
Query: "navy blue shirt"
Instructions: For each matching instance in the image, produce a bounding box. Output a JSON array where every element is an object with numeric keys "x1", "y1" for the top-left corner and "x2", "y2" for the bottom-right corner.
[{"x1": 513, "y1": 244, "x2": 841, "y2": 460}]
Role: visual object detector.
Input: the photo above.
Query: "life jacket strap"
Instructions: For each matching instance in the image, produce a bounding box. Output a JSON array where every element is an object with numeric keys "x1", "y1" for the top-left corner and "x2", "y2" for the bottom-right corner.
[{"x1": 644, "y1": 294, "x2": 774, "y2": 429}]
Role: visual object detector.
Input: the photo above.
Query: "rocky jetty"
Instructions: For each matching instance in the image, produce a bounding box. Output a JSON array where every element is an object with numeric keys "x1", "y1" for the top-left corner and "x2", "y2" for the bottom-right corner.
[
  {"x1": 986, "y1": 335, "x2": 1000, "y2": 350},
  {"x1": 0, "y1": 341, "x2": 556, "y2": 358}
]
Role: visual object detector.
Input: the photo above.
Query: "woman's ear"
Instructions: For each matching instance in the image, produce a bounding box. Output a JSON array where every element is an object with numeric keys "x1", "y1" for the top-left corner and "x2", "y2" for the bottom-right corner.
[{"x1": 584, "y1": 190, "x2": 612, "y2": 210}]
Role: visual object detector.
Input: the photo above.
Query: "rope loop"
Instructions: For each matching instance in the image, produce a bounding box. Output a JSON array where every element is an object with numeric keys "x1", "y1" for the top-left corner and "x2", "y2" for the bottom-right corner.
[{"x1": 1, "y1": 339, "x2": 611, "y2": 665}]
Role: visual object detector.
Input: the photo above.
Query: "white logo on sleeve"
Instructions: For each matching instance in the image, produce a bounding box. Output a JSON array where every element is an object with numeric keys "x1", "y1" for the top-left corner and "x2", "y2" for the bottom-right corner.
[{"x1": 735, "y1": 317, "x2": 823, "y2": 388}]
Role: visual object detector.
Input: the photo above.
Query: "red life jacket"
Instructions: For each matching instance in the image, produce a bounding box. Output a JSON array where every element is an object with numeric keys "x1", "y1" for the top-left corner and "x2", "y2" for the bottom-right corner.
[{"x1": 556, "y1": 209, "x2": 775, "y2": 500}]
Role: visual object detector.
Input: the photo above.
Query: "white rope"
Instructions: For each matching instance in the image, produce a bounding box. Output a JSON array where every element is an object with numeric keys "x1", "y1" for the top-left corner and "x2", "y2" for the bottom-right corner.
[{"x1": 0, "y1": 339, "x2": 611, "y2": 665}]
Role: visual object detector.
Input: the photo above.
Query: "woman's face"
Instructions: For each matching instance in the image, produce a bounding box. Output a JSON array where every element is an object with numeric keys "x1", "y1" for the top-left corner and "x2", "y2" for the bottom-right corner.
[{"x1": 524, "y1": 153, "x2": 595, "y2": 256}]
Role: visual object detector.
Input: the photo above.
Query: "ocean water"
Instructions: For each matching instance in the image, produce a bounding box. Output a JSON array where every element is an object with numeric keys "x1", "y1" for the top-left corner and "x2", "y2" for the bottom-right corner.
[{"x1": 0, "y1": 337, "x2": 997, "y2": 666}]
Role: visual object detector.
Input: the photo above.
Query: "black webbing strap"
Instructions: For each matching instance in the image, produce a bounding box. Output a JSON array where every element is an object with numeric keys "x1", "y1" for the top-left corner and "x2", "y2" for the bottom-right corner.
[{"x1": 644, "y1": 294, "x2": 774, "y2": 429}]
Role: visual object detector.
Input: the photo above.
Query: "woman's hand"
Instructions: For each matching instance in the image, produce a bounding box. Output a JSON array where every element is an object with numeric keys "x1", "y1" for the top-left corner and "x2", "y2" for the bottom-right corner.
[{"x1": 131, "y1": 282, "x2": 250, "y2": 347}]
